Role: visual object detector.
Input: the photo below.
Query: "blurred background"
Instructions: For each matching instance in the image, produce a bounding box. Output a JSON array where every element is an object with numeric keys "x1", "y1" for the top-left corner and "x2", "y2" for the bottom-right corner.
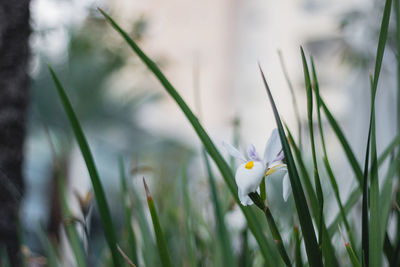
[{"x1": 20, "y1": 0, "x2": 398, "y2": 265}]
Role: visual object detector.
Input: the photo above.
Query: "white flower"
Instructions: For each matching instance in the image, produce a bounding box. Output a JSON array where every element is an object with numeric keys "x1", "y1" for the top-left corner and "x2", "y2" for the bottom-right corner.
[{"x1": 223, "y1": 129, "x2": 291, "y2": 205}]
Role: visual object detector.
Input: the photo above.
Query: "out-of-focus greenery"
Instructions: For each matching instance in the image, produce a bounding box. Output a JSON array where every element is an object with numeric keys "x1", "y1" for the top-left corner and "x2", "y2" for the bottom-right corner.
[
  {"x1": 25, "y1": 7, "x2": 192, "y2": 267},
  {"x1": 19, "y1": 0, "x2": 400, "y2": 266}
]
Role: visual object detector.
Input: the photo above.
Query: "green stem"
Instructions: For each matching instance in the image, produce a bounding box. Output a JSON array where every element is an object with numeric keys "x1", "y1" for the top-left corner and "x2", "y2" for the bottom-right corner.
[{"x1": 248, "y1": 192, "x2": 291, "y2": 266}]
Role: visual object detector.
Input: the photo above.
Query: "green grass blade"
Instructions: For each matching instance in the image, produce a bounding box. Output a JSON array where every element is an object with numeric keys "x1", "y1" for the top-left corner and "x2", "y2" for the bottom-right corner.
[
  {"x1": 119, "y1": 158, "x2": 138, "y2": 266},
  {"x1": 323, "y1": 157, "x2": 357, "y2": 247},
  {"x1": 395, "y1": 1, "x2": 400, "y2": 262},
  {"x1": 396, "y1": 0, "x2": 400, "y2": 160},
  {"x1": 328, "y1": 134, "x2": 400, "y2": 234},
  {"x1": 317, "y1": 96, "x2": 363, "y2": 187},
  {"x1": 259, "y1": 66, "x2": 322, "y2": 266},
  {"x1": 294, "y1": 226, "x2": 303, "y2": 267},
  {"x1": 203, "y1": 150, "x2": 235, "y2": 267},
  {"x1": 99, "y1": 8, "x2": 278, "y2": 262},
  {"x1": 238, "y1": 229, "x2": 251, "y2": 267},
  {"x1": 327, "y1": 188, "x2": 361, "y2": 235},
  {"x1": 339, "y1": 225, "x2": 361, "y2": 267},
  {"x1": 39, "y1": 225, "x2": 60, "y2": 267},
  {"x1": 364, "y1": 0, "x2": 392, "y2": 264},
  {"x1": 300, "y1": 48, "x2": 324, "y2": 245},
  {"x1": 379, "y1": 156, "x2": 397, "y2": 244},
  {"x1": 369, "y1": 81, "x2": 381, "y2": 267},
  {"x1": 361, "y1": 86, "x2": 372, "y2": 267},
  {"x1": 286, "y1": 126, "x2": 319, "y2": 220},
  {"x1": 311, "y1": 57, "x2": 357, "y2": 251},
  {"x1": 143, "y1": 178, "x2": 172, "y2": 267},
  {"x1": 181, "y1": 161, "x2": 197, "y2": 267},
  {"x1": 346, "y1": 243, "x2": 361, "y2": 267},
  {"x1": 286, "y1": 125, "x2": 338, "y2": 267},
  {"x1": 370, "y1": 0, "x2": 392, "y2": 96},
  {"x1": 58, "y1": 176, "x2": 87, "y2": 267},
  {"x1": 130, "y1": 178, "x2": 160, "y2": 267},
  {"x1": 49, "y1": 66, "x2": 121, "y2": 266},
  {"x1": 378, "y1": 135, "x2": 400, "y2": 166},
  {"x1": 278, "y1": 50, "x2": 302, "y2": 149},
  {"x1": 383, "y1": 234, "x2": 394, "y2": 264}
]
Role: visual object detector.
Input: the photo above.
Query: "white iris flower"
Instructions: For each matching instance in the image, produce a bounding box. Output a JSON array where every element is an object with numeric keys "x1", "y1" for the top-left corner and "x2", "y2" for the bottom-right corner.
[{"x1": 223, "y1": 129, "x2": 291, "y2": 206}]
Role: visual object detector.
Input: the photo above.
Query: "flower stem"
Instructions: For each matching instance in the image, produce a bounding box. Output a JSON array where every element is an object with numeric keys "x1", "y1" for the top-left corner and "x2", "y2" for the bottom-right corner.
[
  {"x1": 249, "y1": 192, "x2": 291, "y2": 266},
  {"x1": 260, "y1": 177, "x2": 266, "y2": 201}
]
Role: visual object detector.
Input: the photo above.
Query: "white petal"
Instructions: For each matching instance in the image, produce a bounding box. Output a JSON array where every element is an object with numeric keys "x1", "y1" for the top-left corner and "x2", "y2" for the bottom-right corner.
[
  {"x1": 282, "y1": 172, "x2": 291, "y2": 202},
  {"x1": 238, "y1": 188, "x2": 253, "y2": 206},
  {"x1": 222, "y1": 141, "x2": 246, "y2": 162},
  {"x1": 235, "y1": 161, "x2": 265, "y2": 199},
  {"x1": 263, "y1": 129, "x2": 282, "y2": 165}
]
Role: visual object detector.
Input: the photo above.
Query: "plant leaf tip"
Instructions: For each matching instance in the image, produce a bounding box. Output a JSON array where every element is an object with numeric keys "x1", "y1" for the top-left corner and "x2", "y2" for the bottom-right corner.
[{"x1": 143, "y1": 177, "x2": 152, "y2": 200}]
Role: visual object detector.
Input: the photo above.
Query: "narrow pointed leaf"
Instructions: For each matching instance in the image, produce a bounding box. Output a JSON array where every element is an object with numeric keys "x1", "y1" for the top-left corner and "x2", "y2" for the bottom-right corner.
[
  {"x1": 259, "y1": 66, "x2": 322, "y2": 266},
  {"x1": 294, "y1": 226, "x2": 303, "y2": 267},
  {"x1": 380, "y1": 156, "x2": 397, "y2": 243},
  {"x1": 143, "y1": 178, "x2": 173, "y2": 267},
  {"x1": 363, "y1": 0, "x2": 392, "y2": 264},
  {"x1": 278, "y1": 50, "x2": 302, "y2": 149},
  {"x1": 369, "y1": 82, "x2": 381, "y2": 267},
  {"x1": 58, "y1": 176, "x2": 87, "y2": 267},
  {"x1": 328, "y1": 134, "x2": 400, "y2": 234},
  {"x1": 49, "y1": 66, "x2": 121, "y2": 266},
  {"x1": 130, "y1": 178, "x2": 160, "y2": 267},
  {"x1": 301, "y1": 48, "x2": 324, "y2": 245},
  {"x1": 203, "y1": 150, "x2": 235, "y2": 267},
  {"x1": 311, "y1": 57, "x2": 357, "y2": 251},
  {"x1": 317, "y1": 96, "x2": 363, "y2": 187},
  {"x1": 181, "y1": 161, "x2": 198, "y2": 267},
  {"x1": 286, "y1": 125, "x2": 338, "y2": 266},
  {"x1": 346, "y1": 243, "x2": 361, "y2": 267},
  {"x1": 39, "y1": 225, "x2": 60, "y2": 267},
  {"x1": 119, "y1": 158, "x2": 138, "y2": 266}
]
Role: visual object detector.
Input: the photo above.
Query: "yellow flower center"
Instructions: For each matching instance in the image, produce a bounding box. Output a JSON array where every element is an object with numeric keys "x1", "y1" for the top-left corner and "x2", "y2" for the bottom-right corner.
[{"x1": 245, "y1": 161, "x2": 254, "y2": 169}]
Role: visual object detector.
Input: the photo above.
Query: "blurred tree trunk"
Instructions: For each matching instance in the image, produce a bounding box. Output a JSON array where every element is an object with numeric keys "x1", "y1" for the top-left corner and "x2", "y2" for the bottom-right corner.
[{"x1": 0, "y1": 0, "x2": 31, "y2": 266}]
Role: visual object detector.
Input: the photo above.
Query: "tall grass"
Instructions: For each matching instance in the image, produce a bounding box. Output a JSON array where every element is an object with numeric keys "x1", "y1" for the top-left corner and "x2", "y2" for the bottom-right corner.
[{"x1": 38, "y1": 0, "x2": 400, "y2": 265}]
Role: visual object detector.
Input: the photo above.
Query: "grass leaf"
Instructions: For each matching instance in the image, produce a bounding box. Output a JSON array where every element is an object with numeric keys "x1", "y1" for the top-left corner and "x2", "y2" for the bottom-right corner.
[
  {"x1": 259, "y1": 66, "x2": 322, "y2": 266},
  {"x1": 181, "y1": 161, "x2": 198, "y2": 267},
  {"x1": 286, "y1": 125, "x2": 338, "y2": 266},
  {"x1": 369, "y1": 77, "x2": 381, "y2": 267},
  {"x1": 362, "y1": 0, "x2": 392, "y2": 264},
  {"x1": 300, "y1": 48, "x2": 324, "y2": 245},
  {"x1": 39, "y1": 225, "x2": 60, "y2": 267},
  {"x1": 278, "y1": 50, "x2": 302, "y2": 149},
  {"x1": 143, "y1": 178, "x2": 173, "y2": 267},
  {"x1": 58, "y1": 176, "x2": 87, "y2": 267},
  {"x1": 130, "y1": 175, "x2": 160, "y2": 267},
  {"x1": 311, "y1": 57, "x2": 357, "y2": 251},
  {"x1": 203, "y1": 151, "x2": 235, "y2": 267},
  {"x1": 379, "y1": 156, "x2": 397, "y2": 244},
  {"x1": 317, "y1": 95, "x2": 363, "y2": 187},
  {"x1": 49, "y1": 66, "x2": 121, "y2": 266},
  {"x1": 327, "y1": 134, "x2": 400, "y2": 235},
  {"x1": 294, "y1": 226, "x2": 303, "y2": 267},
  {"x1": 119, "y1": 158, "x2": 139, "y2": 266}
]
